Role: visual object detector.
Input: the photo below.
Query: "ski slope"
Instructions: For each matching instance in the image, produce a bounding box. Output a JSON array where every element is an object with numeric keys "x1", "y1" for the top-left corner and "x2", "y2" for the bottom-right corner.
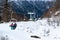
[{"x1": 0, "y1": 18, "x2": 60, "y2": 40}]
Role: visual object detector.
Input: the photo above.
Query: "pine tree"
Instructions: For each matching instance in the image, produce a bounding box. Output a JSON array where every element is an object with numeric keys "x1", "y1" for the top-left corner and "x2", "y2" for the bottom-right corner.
[
  {"x1": 55, "y1": 0, "x2": 60, "y2": 9},
  {"x1": 3, "y1": 0, "x2": 11, "y2": 22}
]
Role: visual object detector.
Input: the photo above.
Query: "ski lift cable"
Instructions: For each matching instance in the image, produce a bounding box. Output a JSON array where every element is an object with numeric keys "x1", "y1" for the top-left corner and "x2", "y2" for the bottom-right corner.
[{"x1": 14, "y1": 1, "x2": 25, "y2": 12}]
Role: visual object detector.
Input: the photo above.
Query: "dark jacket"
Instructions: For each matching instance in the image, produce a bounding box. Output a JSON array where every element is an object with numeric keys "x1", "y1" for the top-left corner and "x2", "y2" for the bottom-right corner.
[{"x1": 13, "y1": 23, "x2": 17, "y2": 29}]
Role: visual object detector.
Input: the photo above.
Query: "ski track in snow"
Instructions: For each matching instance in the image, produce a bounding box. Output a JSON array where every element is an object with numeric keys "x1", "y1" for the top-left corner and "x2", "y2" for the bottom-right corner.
[{"x1": 0, "y1": 18, "x2": 60, "y2": 40}]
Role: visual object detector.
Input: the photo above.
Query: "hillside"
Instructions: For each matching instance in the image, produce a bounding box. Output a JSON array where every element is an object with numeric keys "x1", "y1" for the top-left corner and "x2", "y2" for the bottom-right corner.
[
  {"x1": 0, "y1": 18, "x2": 60, "y2": 40},
  {"x1": 9, "y1": 1, "x2": 55, "y2": 18}
]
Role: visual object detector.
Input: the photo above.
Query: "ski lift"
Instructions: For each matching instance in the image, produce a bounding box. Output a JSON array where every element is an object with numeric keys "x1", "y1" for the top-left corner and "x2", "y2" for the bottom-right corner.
[{"x1": 28, "y1": 12, "x2": 35, "y2": 20}]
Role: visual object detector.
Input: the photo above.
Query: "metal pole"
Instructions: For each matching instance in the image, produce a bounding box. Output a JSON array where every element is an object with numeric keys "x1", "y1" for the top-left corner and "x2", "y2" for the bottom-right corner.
[
  {"x1": 24, "y1": 14, "x2": 25, "y2": 20},
  {"x1": 29, "y1": 14, "x2": 31, "y2": 20}
]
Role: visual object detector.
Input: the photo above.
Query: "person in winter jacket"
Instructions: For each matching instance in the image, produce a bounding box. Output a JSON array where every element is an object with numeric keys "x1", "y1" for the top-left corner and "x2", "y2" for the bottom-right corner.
[
  {"x1": 10, "y1": 23, "x2": 14, "y2": 30},
  {"x1": 10, "y1": 23, "x2": 14, "y2": 27},
  {"x1": 13, "y1": 23, "x2": 17, "y2": 30}
]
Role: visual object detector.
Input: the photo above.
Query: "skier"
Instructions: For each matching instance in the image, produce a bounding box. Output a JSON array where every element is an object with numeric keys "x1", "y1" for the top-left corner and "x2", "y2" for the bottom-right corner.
[
  {"x1": 10, "y1": 23, "x2": 14, "y2": 30},
  {"x1": 13, "y1": 23, "x2": 17, "y2": 30},
  {"x1": 10, "y1": 23, "x2": 13, "y2": 27}
]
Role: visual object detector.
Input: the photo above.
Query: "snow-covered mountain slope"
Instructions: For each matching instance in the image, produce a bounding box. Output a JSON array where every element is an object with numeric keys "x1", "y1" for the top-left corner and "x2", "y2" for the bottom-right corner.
[
  {"x1": 0, "y1": 18, "x2": 60, "y2": 40},
  {"x1": 9, "y1": 1, "x2": 55, "y2": 18}
]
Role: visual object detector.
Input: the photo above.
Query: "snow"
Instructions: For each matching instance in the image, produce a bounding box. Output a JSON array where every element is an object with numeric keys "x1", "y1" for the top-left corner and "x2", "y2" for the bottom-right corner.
[
  {"x1": 0, "y1": 18, "x2": 60, "y2": 40},
  {"x1": 55, "y1": 11, "x2": 60, "y2": 15}
]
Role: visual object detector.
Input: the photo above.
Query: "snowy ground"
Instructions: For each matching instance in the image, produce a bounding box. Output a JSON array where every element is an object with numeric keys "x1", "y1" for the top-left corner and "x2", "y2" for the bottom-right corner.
[{"x1": 0, "y1": 18, "x2": 60, "y2": 40}]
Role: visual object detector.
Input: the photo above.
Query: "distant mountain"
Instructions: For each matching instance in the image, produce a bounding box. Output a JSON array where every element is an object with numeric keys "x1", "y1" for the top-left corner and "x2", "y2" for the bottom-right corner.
[{"x1": 9, "y1": 1, "x2": 55, "y2": 18}]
